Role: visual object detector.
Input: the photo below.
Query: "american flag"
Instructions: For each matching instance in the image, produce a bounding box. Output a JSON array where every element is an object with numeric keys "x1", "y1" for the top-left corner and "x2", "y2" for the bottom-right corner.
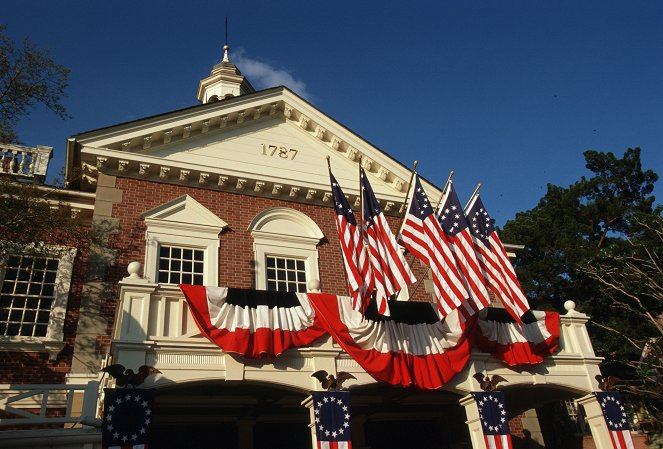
[
  {"x1": 361, "y1": 168, "x2": 416, "y2": 316},
  {"x1": 329, "y1": 169, "x2": 373, "y2": 312},
  {"x1": 465, "y1": 194, "x2": 530, "y2": 323},
  {"x1": 596, "y1": 392, "x2": 635, "y2": 449},
  {"x1": 398, "y1": 174, "x2": 470, "y2": 318},
  {"x1": 312, "y1": 391, "x2": 352, "y2": 449},
  {"x1": 473, "y1": 391, "x2": 513, "y2": 449},
  {"x1": 437, "y1": 181, "x2": 491, "y2": 316},
  {"x1": 102, "y1": 388, "x2": 154, "y2": 449}
]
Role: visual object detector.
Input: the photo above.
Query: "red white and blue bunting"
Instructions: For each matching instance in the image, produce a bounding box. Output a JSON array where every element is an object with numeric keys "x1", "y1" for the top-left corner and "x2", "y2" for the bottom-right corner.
[{"x1": 179, "y1": 285, "x2": 560, "y2": 389}]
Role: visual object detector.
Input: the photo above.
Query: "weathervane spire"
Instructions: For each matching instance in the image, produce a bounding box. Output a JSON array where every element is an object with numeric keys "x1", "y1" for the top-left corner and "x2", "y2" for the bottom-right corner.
[{"x1": 222, "y1": 16, "x2": 230, "y2": 62}]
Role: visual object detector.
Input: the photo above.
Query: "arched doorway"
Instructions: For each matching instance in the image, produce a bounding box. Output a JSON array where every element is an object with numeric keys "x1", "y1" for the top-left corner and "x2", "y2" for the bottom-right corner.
[{"x1": 149, "y1": 381, "x2": 311, "y2": 449}]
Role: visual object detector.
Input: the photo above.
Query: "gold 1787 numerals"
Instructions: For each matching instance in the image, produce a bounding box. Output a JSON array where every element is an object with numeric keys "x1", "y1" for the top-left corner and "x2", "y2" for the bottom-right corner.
[{"x1": 261, "y1": 144, "x2": 298, "y2": 160}]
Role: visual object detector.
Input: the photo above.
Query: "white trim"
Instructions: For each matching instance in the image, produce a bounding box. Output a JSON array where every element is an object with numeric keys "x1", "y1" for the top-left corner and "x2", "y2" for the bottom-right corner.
[
  {"x1": 142, "y1": 195, "x2": 226, "y2": 287},
  {"x1": 0, "y1": 246, "x2": 76, "y2": 360},
  {"x1": 249, "y1": 208, "x2": 323, "y2": 291}
]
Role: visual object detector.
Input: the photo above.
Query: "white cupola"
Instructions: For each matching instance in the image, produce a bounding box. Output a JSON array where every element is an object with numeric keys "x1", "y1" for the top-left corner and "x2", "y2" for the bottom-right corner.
[{"x1": 196, "y1": 45, "x2": 255, "y2": 104}]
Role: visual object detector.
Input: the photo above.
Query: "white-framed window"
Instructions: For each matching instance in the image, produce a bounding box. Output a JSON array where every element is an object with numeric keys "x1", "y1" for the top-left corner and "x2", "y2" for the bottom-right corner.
[
  {"x1": 249, "y1": 207, "x2": 324, "y2": 292},
  {"x1": 266, "y1": 255, "x2": 307, "y2": 293},
  {"x1": 157, "y1": 245, "x2": 205, "y2": 285},
  {"x1": 142, "y1": 195, "x2": 227, "y2": 287},
  {"x1": 0, "y1": 245, "x2": 76, "y2": 359}
]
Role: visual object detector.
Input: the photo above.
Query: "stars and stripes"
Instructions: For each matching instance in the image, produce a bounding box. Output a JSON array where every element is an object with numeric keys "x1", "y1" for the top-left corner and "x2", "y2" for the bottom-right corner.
[
  {"x1": 473, "y1": 391, "x2": 513, "y2": 449},
  {"x1": 102, "y1": 388, "x2": 154, "y2": 449},
  {"x1": 399, "y1": 174, "x2": 470, "y2": 318},
  {"x1": 437, "y1": 181, "x2": 491, "y2": 316},
  {"x1": 329, "y1": 169, "x2": 373, "y2": 312},
  {"x1": 596, "y1": 392, "x2": 635, "y2": 449},
  {"x1": 361, "y1": 168, "x2": 416, "y2": 316},
  {"x1": 312, "y1": 391, "x2": 352, "y2": 449},
  {"x1": 466, "y1": 194, "x2": 530, "y2": 323}
]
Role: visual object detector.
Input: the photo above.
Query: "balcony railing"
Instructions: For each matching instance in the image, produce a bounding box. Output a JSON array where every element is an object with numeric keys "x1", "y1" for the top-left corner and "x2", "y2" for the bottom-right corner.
[
  {"x1": 0, "y1": 382, "x2": 100, "y2": 427},
  {"x1": 0, "y1": 144, "x2": 53, "y2": 182}
]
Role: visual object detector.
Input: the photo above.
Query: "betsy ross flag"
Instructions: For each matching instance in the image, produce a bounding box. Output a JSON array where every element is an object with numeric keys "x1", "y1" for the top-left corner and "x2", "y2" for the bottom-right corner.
[
  {"x1": 399, "y1": 174, "x2": 470, "y2": 318},
  {"x1": 596, "y1": 392, "x2": 635, "y2": 449},
  {"x1": 473, "y1": 391, "x2": 513, "y2": 449},
  {"x1": 102, "y1": 388, "x2": 154, "y2": 449},
  {"x1": 437, "y1": 181, "x2": 491, "y2": 316},
  {"x1": 312, "y1": 391, "x2": 352, "y2": 449},
  {"x1": 329, "y1": 169, "x2": 373, "y2": 312},
  {"x1": 361, "y1": 168, "x2": 416, "y2": 316},
  {"x1": 465, "y1": 194, "x2": 530, "y2": 324}
]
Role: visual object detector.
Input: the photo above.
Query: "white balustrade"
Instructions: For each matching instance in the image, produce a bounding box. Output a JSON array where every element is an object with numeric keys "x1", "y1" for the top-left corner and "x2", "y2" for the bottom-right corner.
[{"x1": 0, "y1": 143, "x2": 52, "y2": 180}]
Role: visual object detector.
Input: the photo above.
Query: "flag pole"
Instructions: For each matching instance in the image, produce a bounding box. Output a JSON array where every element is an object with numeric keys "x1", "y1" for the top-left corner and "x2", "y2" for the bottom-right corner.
[
  {"x1": 397, "y1": 160, "x2": 418, "y2": 232},
  {"x1": 358, "y1": 156, "x2": 364, "y2": 243},
  {"x1": 434, "y1": 170, "x2": 454, "y2": 214},
  {"x1": 464, "y1": 183, "x2": 482, "y2": 211}
]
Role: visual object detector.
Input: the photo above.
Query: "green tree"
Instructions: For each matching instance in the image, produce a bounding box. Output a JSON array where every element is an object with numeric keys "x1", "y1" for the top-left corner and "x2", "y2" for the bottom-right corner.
[
  {"x1": 0, "y1": 24, "x2": 70, "y2": 143},
  {"x1": 501, "y1": 147, "x2": 661, "y2": 425},
  {"x1": 501, "y1": 148, "x2": 658, "y2": 311}
]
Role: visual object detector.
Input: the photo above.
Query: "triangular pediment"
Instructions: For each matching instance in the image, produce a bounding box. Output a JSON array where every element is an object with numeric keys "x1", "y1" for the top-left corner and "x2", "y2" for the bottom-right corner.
[
  {"x1": 142, "y1": 195, "x2": 228, "y2": 232},
  {"x1": 70, "y1": 88, "x2": 443, "y2": 214}
]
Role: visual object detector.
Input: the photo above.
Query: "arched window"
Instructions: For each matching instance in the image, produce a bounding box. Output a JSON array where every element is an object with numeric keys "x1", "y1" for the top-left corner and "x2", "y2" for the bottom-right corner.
[{"x1": 248, "y1": 208, "x2": 324, "y2": 293}]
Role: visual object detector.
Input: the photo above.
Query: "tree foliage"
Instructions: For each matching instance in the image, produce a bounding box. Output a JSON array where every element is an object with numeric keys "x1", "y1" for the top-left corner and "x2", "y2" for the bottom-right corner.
[
  {"x1": 501, "y1": 148, "x2": 658, "y2": 311},
  {"x1": 501, "y1": 147, "x2": 661, "y2": 424},
  {"x1": 0, "y1": 176, "x2": 92, "y2": 260},
  {"x1": 0, "y1": 24, "x2": 70, "y2": 144}
]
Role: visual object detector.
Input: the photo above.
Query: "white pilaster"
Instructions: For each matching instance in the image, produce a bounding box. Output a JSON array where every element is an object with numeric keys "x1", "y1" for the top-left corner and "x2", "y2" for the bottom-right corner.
[
  {"x1": 576, "y1": 394, "x2": 614, "y2": 449},
  {"x1": 460, "y1": 394, "x2": 488, "y2": 449}
]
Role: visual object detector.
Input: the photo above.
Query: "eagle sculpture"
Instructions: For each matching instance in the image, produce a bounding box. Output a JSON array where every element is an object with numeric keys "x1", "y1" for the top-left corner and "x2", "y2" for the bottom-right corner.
[
  {"x1": 101, "y1": 364, "x2": 161, "y2": 388},
  {"x1": 473, "y1": 372, "x2": 508, "y2": 391},
  {"x1": 312, "y1": 370, "x2": 356, "y2": 391}
]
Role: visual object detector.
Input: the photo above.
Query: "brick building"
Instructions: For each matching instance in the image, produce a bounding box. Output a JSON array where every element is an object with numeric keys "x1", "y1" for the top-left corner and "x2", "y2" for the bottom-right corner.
[{"x1": 0, "y1": 45, "x2": 634, "y2": 449}]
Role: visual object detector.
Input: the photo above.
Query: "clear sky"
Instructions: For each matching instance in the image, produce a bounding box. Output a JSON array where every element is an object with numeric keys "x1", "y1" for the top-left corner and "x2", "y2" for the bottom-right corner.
[{"x1": 4, "y1": 1, "x2": 662, "y2": 226}]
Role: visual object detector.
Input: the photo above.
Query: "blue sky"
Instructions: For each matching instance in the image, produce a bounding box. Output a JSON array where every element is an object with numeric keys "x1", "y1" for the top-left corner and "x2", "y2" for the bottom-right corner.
[{"x1": 4, "y1": 1, "x2": 662, "y2": 226}]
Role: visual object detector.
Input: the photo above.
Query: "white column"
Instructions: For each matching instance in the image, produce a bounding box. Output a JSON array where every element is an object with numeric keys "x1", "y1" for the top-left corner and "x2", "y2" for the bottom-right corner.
[
  {"x1": 576, "y1": 394, "x2": 614, "y2": 449},
  {"x1": 460, "y1": 394, "x2": 488, "y2": 449}
]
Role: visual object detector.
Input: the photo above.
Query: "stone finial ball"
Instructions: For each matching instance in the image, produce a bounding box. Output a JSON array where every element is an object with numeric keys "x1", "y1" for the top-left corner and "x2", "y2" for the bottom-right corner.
[
  {"x1": 563, "y1": 300, "x2": 576, "y2": 312},
  {"x1": 308, "y1": 279, "x2": 321, "y2": 292},
  {"x1": 127, "y1": 261, "x2": 142, "y2": 278}
]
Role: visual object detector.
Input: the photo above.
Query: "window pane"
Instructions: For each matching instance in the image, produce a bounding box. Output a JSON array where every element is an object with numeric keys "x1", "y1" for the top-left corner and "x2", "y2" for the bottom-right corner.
[
  {"x1": 42, "y1": 285, "x2": 55, "y2": 297},
  {"x1": 46, "y1": 260, "x2": 59, "y2": 270},
  {"x1": 158, "y1": 245, "x2": 205, "y2": 285},
  {"x1": 35, "y1": 324, "x2": 48, "y2": 337},
  {"x1": 264, "y1": 256, "x2": 307, "y2": 292}
]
